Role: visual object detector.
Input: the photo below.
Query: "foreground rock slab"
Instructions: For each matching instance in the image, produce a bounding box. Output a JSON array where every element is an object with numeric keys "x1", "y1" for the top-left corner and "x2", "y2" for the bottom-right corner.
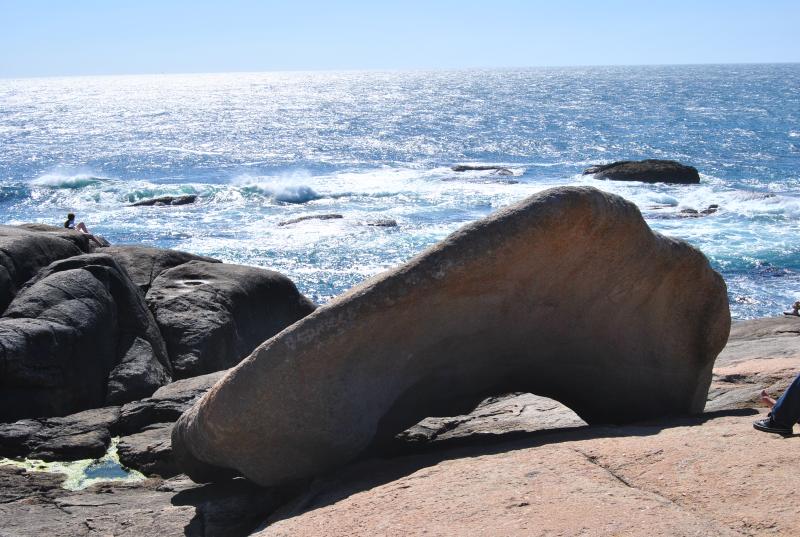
[
  {"x1": 0, "y1": 469, "x2": 280, "y2": 537},
  {"x1": 256, "y1": 412, "x2": 797, "y2": 537},
  {"x1": 583, "y1": 159, "x2": 700, "y2": 184},
  {"x1": 173, "y1": 186, "x2": 730, "y2": 487}
]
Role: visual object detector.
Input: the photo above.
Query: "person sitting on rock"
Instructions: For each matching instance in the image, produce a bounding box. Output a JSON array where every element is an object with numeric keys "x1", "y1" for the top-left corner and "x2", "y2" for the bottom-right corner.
[
  {"x1": 64, "y1": 212, "x2": 103, "y2": 246},
  {"x1": 754, "y1": 376, "x2": 800, "y2": 435},
  {"x1": 784, "y1": 301, "x2": 800, "y2": 316}
]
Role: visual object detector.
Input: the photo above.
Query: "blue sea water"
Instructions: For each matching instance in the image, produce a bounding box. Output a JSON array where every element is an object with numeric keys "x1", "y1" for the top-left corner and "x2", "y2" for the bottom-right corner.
[{"x1": 1, "y1": 64, "x2": 798, "y2": 318}]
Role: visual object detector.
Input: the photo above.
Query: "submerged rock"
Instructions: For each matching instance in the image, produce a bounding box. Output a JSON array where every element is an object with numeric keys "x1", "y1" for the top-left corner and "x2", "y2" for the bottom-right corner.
[
  {"x1": 129, "y1": 195, "x2": 197, "y2": 207},
  {"x1": 146, "y1": 261, "x2": 316, "y2": 378},
  {"x1": 583, "y1": 159, "x2": 700, "y2": 184},
  {"x1": 451, "y1": 164, "x2": 514, "y2": 175},
  {"x1": 278, "y1": 214, "x2": 343, "y2": 226},
  {"x1": 172, "y1": 186, "x2": 730, "y2": 487},
  {"x1": 0, "y1": 254, "x2": 171, "y2": 421},
  {"x1": 366, "y1": 218, "x2": 398, "y2": 227}
]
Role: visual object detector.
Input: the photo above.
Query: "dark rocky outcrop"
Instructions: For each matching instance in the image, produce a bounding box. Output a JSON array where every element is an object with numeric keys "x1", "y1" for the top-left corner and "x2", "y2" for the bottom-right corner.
[
  {"x1": 0, "y1": 406, "x2": 120, "y2": 461},
  {"x1": 366, "y1": 218, "x2": 398, "y2": 227},
  {"x1": 0, "y1": 225, "x2": 93, "y2": 313},
  {"x1": 118, "y1": 422, "x2": 177, "y2": 477},
  {"x1": 0, "y1": 469, "x2": 281, "y2": 537},
  {"x1": 583, "y1": 159, "x2": 700, "y2": 184},
  {"x1": 130, "y1": 195, "x2": 198, "y2": 207},
  {"x1": 0, "y1": 254, "x2": 171, "y2": 421},
  {"x1": 105, "y1": 245, "x2": 220, "y2": 293},
  {"x1": 147, "y1": 261, "x2": 316, "y2": 378},
  {"x1": 278, "y1": 214, "x2": 343, "y2": 226},
  {"x1": 172, "y1": 186, "x2": 730, "y2": 487},
  {"x1": 451, "y1": 164, "x2": 514, "y2": 175},
  {"x1": 117, "y1": 371, "x2": 225, "y2": 435}
]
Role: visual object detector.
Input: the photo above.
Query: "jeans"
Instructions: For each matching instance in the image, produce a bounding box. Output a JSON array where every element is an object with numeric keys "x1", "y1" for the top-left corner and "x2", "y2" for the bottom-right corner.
[{"x1": 772, "y1": 372, "x2": 800, "y2": 428}]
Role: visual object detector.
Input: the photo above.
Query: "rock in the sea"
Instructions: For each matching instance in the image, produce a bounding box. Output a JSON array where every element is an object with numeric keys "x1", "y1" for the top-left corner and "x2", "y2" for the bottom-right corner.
[
  {"x1": 129, "y1": 194, "x2": 198, "y2": 207},
  {"x1": 451, "y1": 164, "x2": 514, "y2": 175},
  {"x1": 172, "y1": 186, "x2": 730, "y2": 486},
  {"x1": 0, "y1": 406, "x2": 120, "y2": 461},
  {"x1": 0, "y1": 225, "x2": 93, "y2": 313},
  {"x1": 105, "y1": 245, "x2": 220, "y2": 293},
  {"x1": 366, "y1": 218, "x2": 398, "y2": 227},
  {"x1": 583, "y1": 159, "x2": 700, "y2": 184},
  {"x1": 278, "y1": 214, "x2": 343, "y2": 226},
  {"x1": 147, "y1": 261, "x2": 316, "y2": 378},
  {"x1": 0, "y1": 254, "x2": 171, "y2": 420}
]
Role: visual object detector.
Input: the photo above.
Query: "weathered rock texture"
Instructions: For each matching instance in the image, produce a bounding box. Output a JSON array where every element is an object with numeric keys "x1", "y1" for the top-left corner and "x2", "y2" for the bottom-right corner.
[
  {"x1": 0, "y1": 254, "x2": 171, "y2": 421},
  {"x1": 0, "y1": 225, "x2": 93, "y2": 313},
  {"x1": 173, "y1": 186, "x2": 730, "y2": 487},
  {"x1": 147, "y1": 261, "x2": 316, "y2": 378},
  {"x1": 105, "y1": 245, "x2": 220, "y2": 293},
  {"x1": 583, "y1": 159, "x2": 701, "y2": 184},
  {"x1": 129, "y1": 194, "x2": 198, "y2": 206}
]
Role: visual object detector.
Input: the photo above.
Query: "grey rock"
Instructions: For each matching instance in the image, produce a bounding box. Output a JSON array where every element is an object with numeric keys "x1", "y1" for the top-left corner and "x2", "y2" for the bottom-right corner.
[
  {"x1": 117, "y1": 371, "x2": 225, "y2": 435},
  {"x1": 129, "y1": 194, "x2": 198, "y2": 207},
  {"x1": 0, "y1": 225, "x2": 91, "y2": 313},
  {"x1": 147, "y1": 261, "x2": 315, "y2": 378},
  {"x1": 0, "y1": 407, "x2": 120, "y2": 461},
  {"x1": 0, "y1": 254, "x2": 170, "y2": 420},
  {"x1": 278, "y1": 214, "x2": 343, "y2": 226},
  {"x1": 172, "y1": 186, "x2": 730, "y2": 487},
  {"x1": 451, "y1": 164, "x2": 514, "y2": 175},
  {"x1": 105, "y1": 245, "x2": 220, "y2": 294},
  {"x1": 118, "y1": 422, "x2": 176, "y2": 477},
  {"x1": 0, "y1": 470, "x2": 281, "y2": 537},
  {"x1": 583, "y1": 159, "x2": 700, "y2": 184},
  {"x1": 366, "y1": 218, "x2": 398, "y2": 227}
]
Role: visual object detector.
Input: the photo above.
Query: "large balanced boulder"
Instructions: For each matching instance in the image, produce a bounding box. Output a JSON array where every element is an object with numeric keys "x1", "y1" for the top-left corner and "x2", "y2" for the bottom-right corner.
[
  {"x1": 583, "y1": 159, "x2": 700, "y2": 184},
  {"x1": 0, "y1": 225, "x2": 93, "y2": 314},
  {"x1": 0, "y1": 254, "x2": 171, "y2": 421},
  {"x1": 146, "y1": 261, "x2": 316, "y2": 378},
  {"x1": 172, "y1": 186, "x2": 730, "y2": 487}
]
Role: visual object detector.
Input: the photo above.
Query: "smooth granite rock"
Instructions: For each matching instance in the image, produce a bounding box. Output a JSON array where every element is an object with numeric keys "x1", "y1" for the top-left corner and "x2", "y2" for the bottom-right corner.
[
  {"x1": 583, "y1": 159, "x2": 700, "y2": 184},
  {"x1": 172, "y1": 186, "x2": 730, "y2": 486},
  {"x1": 0, "y1": 254, "x2": 171, "y2": 420},
  {"x1": 0, "y1": 225, "x2": 92, "y2": 313},
  {"x1": 105, "y1": 245, "x2": 220, "y2": 293},
  {"x1": 147, "y1": 261, "x2": 315, "y2": 378}
]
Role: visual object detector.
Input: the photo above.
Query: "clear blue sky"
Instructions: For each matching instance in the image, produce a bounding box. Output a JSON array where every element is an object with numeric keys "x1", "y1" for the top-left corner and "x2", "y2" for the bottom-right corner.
[{"x1": 1, "y1": 0, "x2": 798, "y2": 77}]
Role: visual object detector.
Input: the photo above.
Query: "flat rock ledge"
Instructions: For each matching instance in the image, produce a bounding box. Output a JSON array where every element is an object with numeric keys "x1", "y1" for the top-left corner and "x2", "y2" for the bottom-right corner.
[{"x1": 173, "y1": 186, "x2": 730, "y2": 487}]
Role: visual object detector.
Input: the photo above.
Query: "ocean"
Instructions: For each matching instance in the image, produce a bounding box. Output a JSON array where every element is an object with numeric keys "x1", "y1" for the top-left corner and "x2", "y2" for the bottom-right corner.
[{"x1": 1, "y1": 64, "x2": 798, "y2": 318}]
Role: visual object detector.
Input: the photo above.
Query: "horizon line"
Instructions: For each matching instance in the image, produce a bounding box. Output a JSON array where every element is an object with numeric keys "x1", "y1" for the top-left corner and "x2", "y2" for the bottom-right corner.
[{"x1": 2, "y1": 60, "x2": 799, "y2": 81}]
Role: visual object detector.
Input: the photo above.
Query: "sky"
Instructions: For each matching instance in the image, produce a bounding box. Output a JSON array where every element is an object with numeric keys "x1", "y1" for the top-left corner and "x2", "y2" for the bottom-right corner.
[{"x1": 1, "y1": 0, "x2": 798, "y2": 78}]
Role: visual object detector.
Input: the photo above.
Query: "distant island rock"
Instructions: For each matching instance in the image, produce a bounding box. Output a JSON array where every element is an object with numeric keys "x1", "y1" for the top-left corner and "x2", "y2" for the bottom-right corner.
[
  {"x1": 130, "y1": 195, "x2": 198, "y2": 207},
  {"x1": 583, "y1": 159, "x2": 700, "y2": 184}
]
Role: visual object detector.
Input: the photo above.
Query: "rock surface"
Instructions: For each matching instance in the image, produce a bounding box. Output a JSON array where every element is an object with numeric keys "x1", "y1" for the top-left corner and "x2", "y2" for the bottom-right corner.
[
  {"x1": 451, "y1": 164, "x2": 514, "y2": 175},
  {"x1": 278, "y1": 214, "x2": 343, "y2": 226},
  {"x1": 172, "y1": 186, "x2": 730, "y2": 487},
  {"x1": 105, "y1": 245, "x2": 220, "y2": 293},
  {"x1": 147, "y1": 261, "x2": 316, "y2": 378},
  {"x1": 0, "y1": 225, "x2": 92, "y2": 313},
  {"x1": 0, "y1": 469, "x2": 280, "y2": 537},
  {"x1": 129, "y1": 194, "x2": 198, "y2": 206},
  {"x1": 117, "y1": 422, "x2": 176, "y2": 478},
  {"x1": 0, "y1": 407, "x2": 120, "y2": 461},
  {"x1": 583, "y1": 159, "x2": 700, "y2": 184},
  {"x1": 0, "y1": 254, "x2": 171, "y2": 420}
]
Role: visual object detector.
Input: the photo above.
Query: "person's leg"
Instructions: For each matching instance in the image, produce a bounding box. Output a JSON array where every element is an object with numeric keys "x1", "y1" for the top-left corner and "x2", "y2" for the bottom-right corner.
[
  {"x1": 76, "y1": 222, "x2": 89, "y2": 233},
  {"x1": 771, "y1": 372, "x2": 800, "y2": 427}
]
